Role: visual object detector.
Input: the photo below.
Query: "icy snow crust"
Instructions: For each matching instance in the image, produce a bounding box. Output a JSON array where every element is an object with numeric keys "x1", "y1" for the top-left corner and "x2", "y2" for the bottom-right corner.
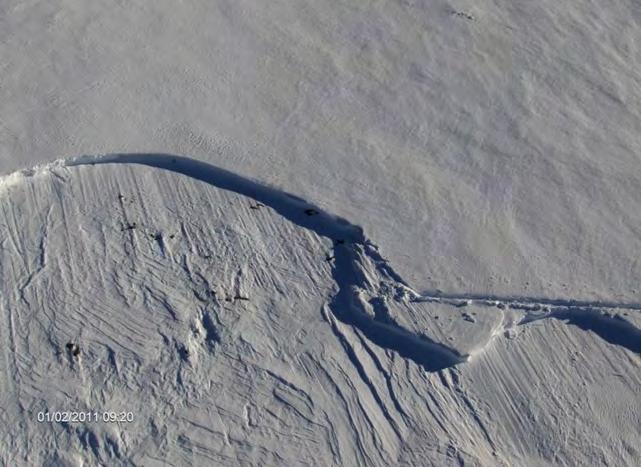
[{"x1": 0, "y1": 156, "x2": 639, "y2": 465}]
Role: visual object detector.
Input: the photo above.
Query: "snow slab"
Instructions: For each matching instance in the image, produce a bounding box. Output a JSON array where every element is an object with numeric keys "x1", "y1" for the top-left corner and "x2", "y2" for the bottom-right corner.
[{"x1": 0, "y1": 161, "x2": 638, "y2": 465}]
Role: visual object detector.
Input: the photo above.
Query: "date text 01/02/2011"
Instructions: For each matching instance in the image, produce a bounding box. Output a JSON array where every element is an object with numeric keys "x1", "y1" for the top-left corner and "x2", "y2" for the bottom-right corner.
[{"x1": 37, "y1": 411, "x2": 135, "y2": 423}]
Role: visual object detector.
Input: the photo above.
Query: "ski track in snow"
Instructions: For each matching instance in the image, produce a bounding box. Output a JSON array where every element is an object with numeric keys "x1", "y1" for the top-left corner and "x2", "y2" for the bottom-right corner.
[{"x1": 1, "y1": 153, "x2": 640, "y2": 370}]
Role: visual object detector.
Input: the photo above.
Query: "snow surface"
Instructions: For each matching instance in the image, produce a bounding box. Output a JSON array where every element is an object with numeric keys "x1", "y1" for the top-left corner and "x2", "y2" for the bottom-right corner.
[
  {"x1": 0, "y1": 157, "x2": 639, "y2": 465},
  {"x1": 1, "y1": 0, "x2": 641, "y2": 301},
  {"x1": 1, "y1": 0, "x2": 640, "y2": 465}
]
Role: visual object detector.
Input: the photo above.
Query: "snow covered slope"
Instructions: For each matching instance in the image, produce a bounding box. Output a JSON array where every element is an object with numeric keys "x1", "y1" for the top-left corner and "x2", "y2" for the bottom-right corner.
[
  {"x1": 0, "y1": 158, "x2": 638, "y2": 465},
  {"x1": 1, "y1": 1, "x2": 641, "y2": 464},
  {"x1": 1, "y1": 0, "x2": 641, "y2": 304}
]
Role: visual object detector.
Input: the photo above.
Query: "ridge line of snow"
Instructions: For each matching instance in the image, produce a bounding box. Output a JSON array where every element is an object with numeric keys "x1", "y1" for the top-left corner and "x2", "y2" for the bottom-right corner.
[{"x1": 413, "y1": 291, "x2": 641, "y2": 313}]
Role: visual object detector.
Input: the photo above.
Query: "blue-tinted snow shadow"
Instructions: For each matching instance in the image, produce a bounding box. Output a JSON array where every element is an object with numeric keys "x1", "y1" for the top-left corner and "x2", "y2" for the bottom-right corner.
[
  {"x1": 521, "y1": 308, "x2": 641, "y2": 355},
  {"x1": 67, "y1": 153, "x2": 364, "y2": 244},
  {"x1": 552, "y1": 309, "x2": 641, "y2": 355},
  {"x1": 330, "y1": 244, "x2": 467, "y2": 372}
]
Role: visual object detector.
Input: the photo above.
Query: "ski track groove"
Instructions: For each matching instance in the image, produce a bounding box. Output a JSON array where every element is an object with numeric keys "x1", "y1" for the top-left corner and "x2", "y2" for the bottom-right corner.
[{"x1": 324, "y1": 306, "x2": 404, "y2": 443}]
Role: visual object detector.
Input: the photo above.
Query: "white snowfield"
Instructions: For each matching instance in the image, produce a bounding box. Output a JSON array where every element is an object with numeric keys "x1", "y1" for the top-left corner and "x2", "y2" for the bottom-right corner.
[
  {"x1": 2, "y1": 0, "x2": 641, "y2": 304},
  {"x1": 0, "y1": 156, "x2": 639, "y2": 465},
  {"x1": 1, "y1": 1, "x2": 641, "y2": 465}
]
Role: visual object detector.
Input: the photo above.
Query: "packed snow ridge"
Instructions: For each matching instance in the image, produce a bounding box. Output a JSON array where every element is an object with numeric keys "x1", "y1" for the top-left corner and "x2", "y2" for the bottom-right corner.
[{"x1": 2, "y1": 153, "x2": 639, "y2": 365}]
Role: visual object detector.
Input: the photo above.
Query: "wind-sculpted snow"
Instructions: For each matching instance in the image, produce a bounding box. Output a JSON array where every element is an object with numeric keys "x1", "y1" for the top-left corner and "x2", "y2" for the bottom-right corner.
[
  {"x1": 3, "y1": 153, "x2": 468, "y2": 371},
  {"x1": 2, "y1": 153, "x2": 640, "y2": 367},
  {"x1": 59, "y1": 155, "x2": 641, "y2": 357},
  {"x1": 1, "y1": 155, "x2": 640, "y2": 465}
]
